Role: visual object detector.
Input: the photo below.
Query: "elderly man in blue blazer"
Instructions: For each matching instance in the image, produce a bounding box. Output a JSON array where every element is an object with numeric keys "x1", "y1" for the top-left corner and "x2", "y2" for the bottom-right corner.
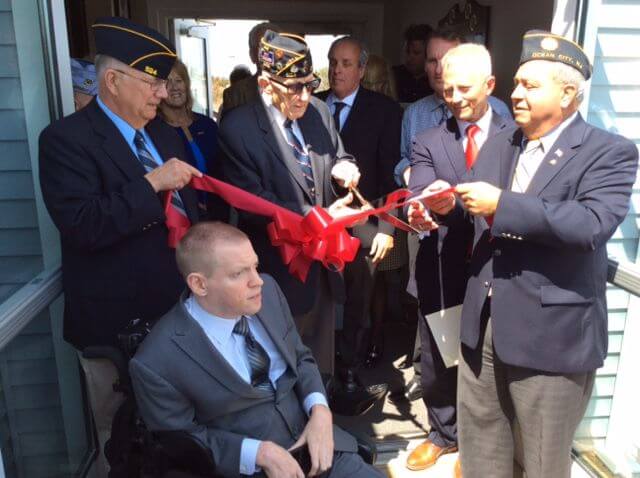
[
  {"x1": 406, "y1": 43, "x2": 512, "y2": 476},
  {"x1": 412, "y1": 31, "x2": 638, "y2": 477},
  {"x1": 130, "y1": 222, "x2": 384, "y2": 478}
]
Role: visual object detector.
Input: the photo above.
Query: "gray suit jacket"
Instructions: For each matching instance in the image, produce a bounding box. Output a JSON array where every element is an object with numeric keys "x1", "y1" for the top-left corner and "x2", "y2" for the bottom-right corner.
[{"x1": 130, "y1": 274, "x2": 356, "y2": 477}]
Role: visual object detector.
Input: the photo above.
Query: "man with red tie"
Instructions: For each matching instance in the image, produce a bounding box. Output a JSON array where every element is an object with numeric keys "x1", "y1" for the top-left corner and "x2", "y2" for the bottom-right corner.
[{"x1": 405, "y1": 43, "x2": 512, "y2": 476}]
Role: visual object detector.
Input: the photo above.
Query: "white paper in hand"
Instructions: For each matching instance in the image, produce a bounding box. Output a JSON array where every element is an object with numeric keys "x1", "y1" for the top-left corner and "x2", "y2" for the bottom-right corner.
[{"x1": 424, "y1": 305, "x2": 462, "y2": 368}]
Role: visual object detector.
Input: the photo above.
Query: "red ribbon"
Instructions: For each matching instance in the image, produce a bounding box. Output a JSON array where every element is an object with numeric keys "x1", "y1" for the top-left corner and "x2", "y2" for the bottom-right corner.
[{"x1": 164, "y1": 175, "x2": 425, "y2": 282}]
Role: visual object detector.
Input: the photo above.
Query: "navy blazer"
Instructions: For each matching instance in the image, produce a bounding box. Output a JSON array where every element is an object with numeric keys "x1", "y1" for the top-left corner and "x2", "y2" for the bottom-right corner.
[
  {"x1": 219, "y1": 97, "x2": 350, "y2": 315},
  {"x1": 409, "y1": 113, "x2": 512, "y2": 314},
  {"x1": 39, "y1": 98, "x2": 198, "y2": 349},
  {"x1": 455, "y1": 114, "x2": 638, "y2": 373},
  {"x1": 316, "y1": 87, "x2": 402, "y2": 248}
]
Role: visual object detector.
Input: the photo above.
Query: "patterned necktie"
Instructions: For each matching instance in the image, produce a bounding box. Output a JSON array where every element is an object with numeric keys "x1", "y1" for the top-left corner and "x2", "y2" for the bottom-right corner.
[
  {"x1": 437, "y1": 103, "x2": 449, "y2": 125},
  {"x1": 134, "y1": 131, "x2": 188, "y2": 219},
  {"x1": 233, "y1": 316, "x2": 273, "y2": 392},
  {"x1": 283, "y1": 119, "x2": 315, "y2": 193},
  {"x1": 465, "y1": 124, "x2": 480, "y2": 170},
  {"x1": 512, "y1": 139, "x2": 543, "y2": 193},
  {"x1": 332, "y1": 101, "x2": 346, "y2": 131}
]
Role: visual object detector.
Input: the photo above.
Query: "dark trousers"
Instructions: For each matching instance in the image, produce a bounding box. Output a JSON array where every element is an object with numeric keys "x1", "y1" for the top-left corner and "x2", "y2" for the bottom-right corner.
[
  {"x1": 338, "y1": 249, "x2": 377, "y2": 368},
  {"x1": 418, "y1": 312, "x2": 458, "y2": 448},
  {"x1": 294, "y1": 269, "x2": 335, "y2": 374}
]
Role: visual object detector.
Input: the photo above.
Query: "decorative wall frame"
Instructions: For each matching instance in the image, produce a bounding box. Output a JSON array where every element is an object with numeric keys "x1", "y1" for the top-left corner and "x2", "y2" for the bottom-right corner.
[{"x1": 438, "y1": 0, "x2": 491, "y2": 45}]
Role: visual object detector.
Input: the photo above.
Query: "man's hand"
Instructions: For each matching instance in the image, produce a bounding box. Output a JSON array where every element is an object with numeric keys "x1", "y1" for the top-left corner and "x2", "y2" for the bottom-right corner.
[
  {"x1": 423, "y1": 180, "x2": 456, "y2": 216},
  {"x1": 407, "y1": 200, "x2": 439, "y2": 232},
  {"x1": 456, "y1": 182, "x2": 502, "y2": 216},
  {"x1": 370, "y1": 233, "x2": 394, "y2": 263},
  {"x1": 256, "y1": 441, "x2": 304, "y2": 478},
  {"x1": 331, "y1": 161, "x2": 361, "y2": 189},
  {"x1": 289, "y1": 405, "x2": 334, "y2": 477},
  {"x1": 327, "y1": 193, "x2": 367, "y2": 225},
  {"x1": 144, "y1": 158, "x2": 203, "y2": 192}
]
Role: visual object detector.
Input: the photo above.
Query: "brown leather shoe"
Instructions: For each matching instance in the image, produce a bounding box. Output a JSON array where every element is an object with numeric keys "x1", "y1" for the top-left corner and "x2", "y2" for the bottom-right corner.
[
  {"x1": 405, "y1": 440, "x2": 458, "y2": 471},
  {"x1": 453, "y1": 457, "x2": 462, "y2": 478}
]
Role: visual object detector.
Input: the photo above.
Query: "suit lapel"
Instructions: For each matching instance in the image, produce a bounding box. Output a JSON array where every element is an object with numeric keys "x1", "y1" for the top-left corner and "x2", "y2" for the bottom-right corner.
[
  {"x1": 256, "y1": 100, "x2": 314, "y2": 202},
  {"x1": 441, "y1": 117, "x2": 467, "y2": 181},
  {"x1": 146, "y1": 118, "x2": 199, "y2": 222},
  {"x1": 525, "y1": 115, "x2": 585, "y2": 196},
  {"x1": 298, "y1": 105, "x2": 326, "y2": 205},
  {"x1": 85, "y1": 100, "x2": 146, "y2": 181},
  {"x1": 171, "y1": 299, "x2": 265, "y2": 398},
  {"x1": 338, "y1": 88, "x2": 364, "y2": 138}
]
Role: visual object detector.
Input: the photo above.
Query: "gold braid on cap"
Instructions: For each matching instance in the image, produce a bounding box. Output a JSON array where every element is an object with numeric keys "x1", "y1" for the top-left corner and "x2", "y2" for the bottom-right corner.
[
  {"x1": 92, "y1": 23, "x2": 176, "y2": 53},
  {"x1": 260, "y1": 32, "x2": 308, "y2": 76},
  {"x1": 130, "y1": 51, "x2": 178, "y2": 68}
]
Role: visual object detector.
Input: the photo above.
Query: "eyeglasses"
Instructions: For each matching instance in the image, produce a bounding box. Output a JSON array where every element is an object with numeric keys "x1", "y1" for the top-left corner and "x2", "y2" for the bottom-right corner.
[
  {"x1": 269, "y1": 75, "x2": 321, "y2": 95},
  {"x1": 113, "y1": 68, "x2": 167, "y2": 92}
]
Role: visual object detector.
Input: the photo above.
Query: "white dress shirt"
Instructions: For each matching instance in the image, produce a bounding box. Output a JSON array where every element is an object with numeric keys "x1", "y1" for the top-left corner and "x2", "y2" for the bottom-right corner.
[{"x1": 455, "y1": 105, "x2": 494, "y2": 152}]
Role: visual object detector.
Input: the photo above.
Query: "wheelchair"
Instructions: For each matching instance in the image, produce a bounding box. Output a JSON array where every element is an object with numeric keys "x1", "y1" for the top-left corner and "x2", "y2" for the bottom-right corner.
[{"x1": 82, "y1": 318, "x2": 377, "y2": 478}]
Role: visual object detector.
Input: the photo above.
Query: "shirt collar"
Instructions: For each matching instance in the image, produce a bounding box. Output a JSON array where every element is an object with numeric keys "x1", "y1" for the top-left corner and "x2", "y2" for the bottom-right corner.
[
  {"x1": 427, "y1": 94, "x2": 446, "y2": 112},
  {"x1": 523, "y1": 111, "x2": 579, "y2": 152},
  {"x1": 96, "y1": 95, "x2": 140, "y2": 147},
  {"x1": 327, "y1": 86, "x2": 359, "y2": 108},
  {"x1": 185, "y1": 294, "x2": 241, "y2": 347},
  {"x1": 456, "y1": 105, "x2": 493, "y2": 136}
]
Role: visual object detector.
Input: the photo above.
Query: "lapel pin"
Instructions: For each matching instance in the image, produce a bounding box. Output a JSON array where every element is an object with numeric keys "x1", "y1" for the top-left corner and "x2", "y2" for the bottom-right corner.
[
  {"x1": 549, "y1": 159, "x2": 557, "y2": 165},
  {"x1": 555, "y1": 149, "x2": 563, "y2": 157}
]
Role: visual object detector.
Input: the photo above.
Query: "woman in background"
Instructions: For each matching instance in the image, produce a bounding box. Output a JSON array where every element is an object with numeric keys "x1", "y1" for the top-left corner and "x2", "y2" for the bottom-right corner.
[{"x1": 158, "y1": 59, "x2": 228, "y2": 222}]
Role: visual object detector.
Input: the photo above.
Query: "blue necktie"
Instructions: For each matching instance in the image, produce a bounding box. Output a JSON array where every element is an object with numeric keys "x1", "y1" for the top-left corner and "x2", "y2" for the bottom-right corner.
[
  {"x1": 333, "y1": 101, "x2": 346, "y2": 131},
  {"x1": 134, "y1": 131, "x2": 187, "y2": 218},
  {"x1": 437, "y1": 103, "x2": 449, "y2": 125},
  {"x1": 233, "y1": 316, "x2": 274, "y2": 392},
  {"x1": 283, "y1": 119, "x2": 315, "y2": 193}
]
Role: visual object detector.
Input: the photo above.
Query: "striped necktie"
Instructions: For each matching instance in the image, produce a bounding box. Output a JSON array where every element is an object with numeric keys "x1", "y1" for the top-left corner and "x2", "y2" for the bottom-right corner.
[
  {"x1": 134, "y1": 131, "x2": 188, "y2": 218},
  {"x1": 283, "y1": 119, "x2": 315, "y2": 193},
  {"x1": 233, "y1": 316, "x2": 274, "y2": 392},
  {"x1": 512, "y1": 139, "x2": 544, "y2": 193}
]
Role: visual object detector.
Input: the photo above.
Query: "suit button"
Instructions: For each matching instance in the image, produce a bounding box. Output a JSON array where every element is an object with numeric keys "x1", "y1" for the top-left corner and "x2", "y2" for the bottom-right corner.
[
  {"x1": 493, "y1": 249, "x2": 501, "y2": 257},
  {"x1": 484, "y1": 281, "x2": 490, "y2": 287}
]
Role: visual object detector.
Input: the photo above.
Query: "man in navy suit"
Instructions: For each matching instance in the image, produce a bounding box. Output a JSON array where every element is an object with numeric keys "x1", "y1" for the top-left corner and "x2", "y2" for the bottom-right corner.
[
  {"x1": 316, "y1": 36, "x2": 401, "y2": 388},
  {"x1": 219, "y1": 31, "x2": 362, "y2": 377},
  {"x1": 406, "y1": 43, "x2": 511, "y2": 476},
  {"x1": 39, "y1": 17, "x2": 201, "y2": 476},
  {"x1": 416, "y1": 31, "x2": 638, "y2": 477}
]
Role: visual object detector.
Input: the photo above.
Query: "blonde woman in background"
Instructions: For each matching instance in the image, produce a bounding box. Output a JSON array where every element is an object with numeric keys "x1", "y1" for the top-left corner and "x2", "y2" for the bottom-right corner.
[{"x1": 362, "y1": 54, "x2": 398, "y2": 101}]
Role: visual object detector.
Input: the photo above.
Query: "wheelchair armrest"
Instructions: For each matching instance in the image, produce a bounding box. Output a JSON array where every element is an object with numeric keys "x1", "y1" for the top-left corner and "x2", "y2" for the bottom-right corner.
[
  {"x1": 82, "y1": 346, "x2": 130, "y2": 392},
  {"x1": 354, "y1": 433, "x2": 377, "y2": 465},
  {"x1": 153, "y1": 430, "x2": 218, "y2": 477}
]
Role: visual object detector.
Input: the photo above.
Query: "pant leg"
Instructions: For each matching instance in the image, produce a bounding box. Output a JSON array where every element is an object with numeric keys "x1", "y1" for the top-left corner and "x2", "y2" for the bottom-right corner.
[
  {"x1": 505, "y1": 361, "x2": 595, "y2": 478},
  {"x1": 327, "y1": 451, "x2": 386, "y2": 478},
  {"x1": 418, "y1": 312, "x2": 458, "y2": 447},
  {"x1": 294, "y1": 270, "x2": 335, "y2": 375},
  {"x1": 338, "y1": 249, "x2": 377, "y2": 368},
  {"x1": 78, "y1": 355, "x2": 125, "y2": 478},
  {"x1": 457, "y1": 318, "x2": 515, "y2": 478}
]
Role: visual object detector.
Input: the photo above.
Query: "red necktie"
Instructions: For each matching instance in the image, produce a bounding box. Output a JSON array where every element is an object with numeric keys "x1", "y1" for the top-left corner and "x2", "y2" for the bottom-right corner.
[{"x1": 465, "y1": 124, "x2": 480, "y2": 170}]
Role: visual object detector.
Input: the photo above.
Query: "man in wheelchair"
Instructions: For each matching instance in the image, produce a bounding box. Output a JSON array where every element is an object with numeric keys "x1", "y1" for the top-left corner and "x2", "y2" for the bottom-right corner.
[{"x1": 129, "y1": 222, "x2": 384, "y2": 478}]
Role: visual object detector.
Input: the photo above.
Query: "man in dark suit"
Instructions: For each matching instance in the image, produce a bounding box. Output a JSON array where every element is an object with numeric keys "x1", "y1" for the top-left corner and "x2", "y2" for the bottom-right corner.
[
  {"x1": 417, "y1": 31, "x2": 638, "y2": 477},
  {"x1": 219, "y1": 31, "x2": 362, "y2": 377},
  {"x1": 130, "y1": 222, "x2": 385, "y2": 478},
  {"x1": 316, "y1": 36, "x2": 401, "y2": 388},
  {"x1": 39, "y1": 17, "x2": 201, "y2": 476},
  {"x1": 406, "y1": 44, "x2": 512, "y2": 476}
]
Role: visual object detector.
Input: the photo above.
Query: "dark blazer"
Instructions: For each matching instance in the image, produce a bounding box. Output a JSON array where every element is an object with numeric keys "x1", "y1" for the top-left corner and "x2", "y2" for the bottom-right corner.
[
  {"x1": 453, "y1": 114, "x2": 638, "y2": 373},
  {"x1": 39, "y1": 98, "x2": 198, "y2": 349},
  {"x1": 219, "y1": 96, "x2": 351, "y2": 315},
  {"x1": 409, "y1": 113, "x2": 512, "y2": 313},
  {"x1": 130, "y1": 275, "x2": 357, "y2": 477},
  {"x1": 316, "y1": 87, "x2": 402, "y2": 248}
]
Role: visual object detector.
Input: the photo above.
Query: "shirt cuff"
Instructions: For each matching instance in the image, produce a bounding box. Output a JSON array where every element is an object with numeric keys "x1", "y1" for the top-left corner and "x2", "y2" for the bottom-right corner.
[
  {"x1": 303, "y1": 392, "x2": 329, "y2": 416},
  {"x1": 240, "y1": 438, "x2": 262, "y2": 475},
  {"x1": 394, "y1": 158, "x2": 411, "y2": 186}
]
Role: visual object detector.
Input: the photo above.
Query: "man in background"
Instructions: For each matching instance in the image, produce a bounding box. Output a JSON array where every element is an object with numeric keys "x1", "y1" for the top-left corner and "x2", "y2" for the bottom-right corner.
[{"x1": 392, "y1": 24, "x2": 434, "y2": 103}]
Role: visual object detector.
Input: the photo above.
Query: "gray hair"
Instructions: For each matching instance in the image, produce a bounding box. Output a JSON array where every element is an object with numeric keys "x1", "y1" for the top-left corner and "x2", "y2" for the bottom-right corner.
[
  {"x1": 551, "y1": 61, "x2": 586, "y2": 104},
  {"x1": 441, "y1": 43, "x2": 493, "y2": 77},
  {"x1": 94, "y1": 54, "x2": 128, "y2": 80},
  {"x1": 329, "y1": 36, "x2": 369, "y2": 67}
]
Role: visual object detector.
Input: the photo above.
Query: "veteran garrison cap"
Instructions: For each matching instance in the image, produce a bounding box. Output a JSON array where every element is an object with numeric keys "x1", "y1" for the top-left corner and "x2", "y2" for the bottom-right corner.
[
  {"x1": 259, "y1": 30, "x2": 313, "y2": 78},
  {"x1": 70, "y1": 59, "x2": 97, "y2": 96},
  {"x1": 520, "y1": 30, "x2": 592, "y2": 80},
  {"x1": 92, "y1": 16, "x2": 177, "y2": 79}
]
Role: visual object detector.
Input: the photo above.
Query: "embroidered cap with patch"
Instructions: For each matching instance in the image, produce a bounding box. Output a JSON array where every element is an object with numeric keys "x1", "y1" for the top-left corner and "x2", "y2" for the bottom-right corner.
[
  {"x1": 258, "y1": 30, "x2": 313, "y2": 79},
  {"x1": 70, "y1": 58, "x2": 98, "y2": 96},
  {"x1": 92, "y1": 16, "x2": 177, "y2": 80},
  {"x1": 519, "y1": 30, "x2": 592, "y2": 80}
]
